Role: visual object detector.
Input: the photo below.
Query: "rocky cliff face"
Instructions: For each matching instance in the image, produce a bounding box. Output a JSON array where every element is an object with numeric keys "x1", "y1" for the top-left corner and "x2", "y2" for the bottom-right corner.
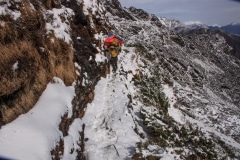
[
  {"x1": 0, "y1": 0, "x2": 74, "y2": 125},
  {"x1": 0, "y1": 0, "x2": 109, "y2": 126},
  {"x1": 0, "y1": 0, "x2": 240, "y2": 159}
]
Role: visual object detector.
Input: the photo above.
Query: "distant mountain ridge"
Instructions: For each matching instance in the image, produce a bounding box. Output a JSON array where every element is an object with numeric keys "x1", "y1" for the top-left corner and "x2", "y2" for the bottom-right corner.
[
  {"x1": 168, "y1": 20, "x2": 240, "y2": 59},
  {"x1": 210, "y1": 22, "x2": 240, "y2": 36},
  {"x1": 171, "y1": 20, "x2": 240, "y2": 36}
]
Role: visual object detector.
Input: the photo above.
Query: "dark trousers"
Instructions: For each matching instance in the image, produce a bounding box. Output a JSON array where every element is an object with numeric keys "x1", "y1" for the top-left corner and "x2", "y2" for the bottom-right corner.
[{"x1": 110, "y1": 56, "x2": 118, "y2": 72}]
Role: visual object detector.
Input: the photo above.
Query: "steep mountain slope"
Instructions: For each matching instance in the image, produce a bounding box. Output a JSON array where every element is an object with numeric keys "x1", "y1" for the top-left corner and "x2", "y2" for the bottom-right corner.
[
  {"x1": 104, "y1": 1, "x2": 240, "y2": 159},
  {"x1": 0, "y1": 0, "x2": 240, "y2": 159}
]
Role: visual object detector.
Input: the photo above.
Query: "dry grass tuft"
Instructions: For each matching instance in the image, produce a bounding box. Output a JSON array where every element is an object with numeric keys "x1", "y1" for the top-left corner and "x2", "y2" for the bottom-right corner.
[
  {"x1": 0, "y1": 22, "x2": 19, "y2": 44},
  {"x1": 43, "y1": 34, "x2": 76, "y2": 85},
  {"x1": 20, "y1": 0, "x2": 36, "y2": 17},
  {"x1": 0, "y1": 34, "x2": 76, "y2": 125},
  {"x1": 0, "y1": 39, "x2": 49, "y2": 123},
  {"x1": 42, "y1": 0, "x2": 61, "y2": 9},
  {"x1": 0, "y1": 41, "x2": 40, "y2": 95}
]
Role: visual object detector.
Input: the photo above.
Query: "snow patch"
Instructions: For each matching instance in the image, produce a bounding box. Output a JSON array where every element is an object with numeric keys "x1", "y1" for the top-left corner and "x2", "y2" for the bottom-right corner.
[
  {"x1": 12, "y1": 61, "x2": 19, "y2": 71},
  {"x1": 45, "y1": 7, "x2": 74, "y2": 43},
  {"x1": 0, "y1": 79, "x2": 75, "y2": 160},
  {"x1": 0, "y1": 0, "x2": 21, "y2": 20},
  {"x1": 162, "y1": 84, "x2": 185, "y2": 124}
]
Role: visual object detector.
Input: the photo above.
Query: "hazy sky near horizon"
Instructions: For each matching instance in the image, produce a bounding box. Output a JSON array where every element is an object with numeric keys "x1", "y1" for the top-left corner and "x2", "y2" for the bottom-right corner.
[{"x1": 118, "y1": 0, "x2": 240, "y2": 26}]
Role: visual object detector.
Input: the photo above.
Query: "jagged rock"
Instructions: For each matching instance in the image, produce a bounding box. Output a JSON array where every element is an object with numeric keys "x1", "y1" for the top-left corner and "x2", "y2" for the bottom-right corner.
[
  {"x1": 128, "y1": 7, "x2": 149, "y2": 20},
  {"x1": 170, "y1": 35, "x2": 185, "y2": 47}
]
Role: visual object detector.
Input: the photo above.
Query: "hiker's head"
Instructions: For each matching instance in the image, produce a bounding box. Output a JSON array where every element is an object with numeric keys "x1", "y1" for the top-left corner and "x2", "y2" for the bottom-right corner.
[{"x1": 108, "y1": 33, "x2": 114, "y2": 37}]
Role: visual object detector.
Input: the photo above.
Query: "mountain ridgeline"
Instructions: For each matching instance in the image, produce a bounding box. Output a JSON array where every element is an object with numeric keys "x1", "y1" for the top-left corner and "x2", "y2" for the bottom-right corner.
[
  {"x1": 0, "y1": 0, "x2": 240, "y2": 159},
  {"x1": 210, "y1": 23, "x2": 240, "y2": 36}
]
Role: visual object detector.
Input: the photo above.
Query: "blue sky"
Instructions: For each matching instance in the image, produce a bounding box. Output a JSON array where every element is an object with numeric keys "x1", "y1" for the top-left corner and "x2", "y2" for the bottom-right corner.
[{"x1": 118, "y1": 0, "x2": 240, "y2": 26}]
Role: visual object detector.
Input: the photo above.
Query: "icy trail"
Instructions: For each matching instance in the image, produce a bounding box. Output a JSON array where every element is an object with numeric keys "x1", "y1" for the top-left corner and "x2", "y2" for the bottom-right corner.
[
  {"x1": 0, "y1": 47, "x2": 143, "y2": 160},
  {"x1": 83, "y1": 50, "x2": 142, "y2": 159}
]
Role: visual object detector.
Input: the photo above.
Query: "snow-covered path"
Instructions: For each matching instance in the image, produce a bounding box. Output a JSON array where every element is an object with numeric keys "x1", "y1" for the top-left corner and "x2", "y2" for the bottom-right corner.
[
  {"x1": 0, "y1": 47, "x2": 143, "y2": 160},
  {"x1": 83, "y1": 50, "x2": 142, "y2": 160}
]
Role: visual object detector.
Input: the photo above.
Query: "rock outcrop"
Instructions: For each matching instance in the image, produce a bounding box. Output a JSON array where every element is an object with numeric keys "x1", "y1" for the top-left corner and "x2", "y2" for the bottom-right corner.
[{"x1": 0, "y1": 0, "x2": 109, "y2": 127}]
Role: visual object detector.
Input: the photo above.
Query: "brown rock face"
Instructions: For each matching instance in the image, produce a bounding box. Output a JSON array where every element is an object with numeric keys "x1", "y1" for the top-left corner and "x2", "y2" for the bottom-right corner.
[
  {"x1": 0, "y1": 0, "x2": 76, "y2": 126},
  {"x1": 0, "y1": 0, "x2": 109, "y2": 131}
]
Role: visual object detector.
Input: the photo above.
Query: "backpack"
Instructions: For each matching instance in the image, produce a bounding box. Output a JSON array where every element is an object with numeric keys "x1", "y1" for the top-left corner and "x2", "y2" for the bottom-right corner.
[{"x1": 104, "y1": 35, "x2": 123, "y2": 47}]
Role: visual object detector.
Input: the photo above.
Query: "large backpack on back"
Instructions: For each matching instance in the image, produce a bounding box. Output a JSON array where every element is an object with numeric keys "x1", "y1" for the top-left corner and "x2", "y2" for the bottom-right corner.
[{"x1": 104, "y1": 36, "x2": 123, "y2": 47}]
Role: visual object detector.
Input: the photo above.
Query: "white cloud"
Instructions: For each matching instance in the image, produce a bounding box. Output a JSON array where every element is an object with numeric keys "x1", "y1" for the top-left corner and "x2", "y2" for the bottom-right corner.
[{"x1": 183, "y1": 21, "x2": 203, "y2": 25}]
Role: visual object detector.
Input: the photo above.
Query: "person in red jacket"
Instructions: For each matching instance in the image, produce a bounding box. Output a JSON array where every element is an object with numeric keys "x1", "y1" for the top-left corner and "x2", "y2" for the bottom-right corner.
[{"x1": 104, "y1": 33, "x2": 123, "y2": 72}]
